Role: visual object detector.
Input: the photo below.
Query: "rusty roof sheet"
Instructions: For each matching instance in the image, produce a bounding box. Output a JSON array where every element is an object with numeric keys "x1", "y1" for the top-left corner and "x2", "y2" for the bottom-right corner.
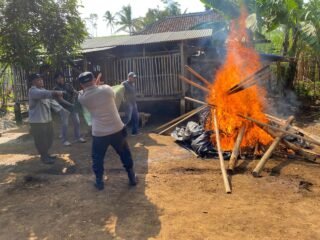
[
  {"x1": 82, "y1": 29, "x2": 213, "y2": 53},
  {"x1": 137, "y1": 10, "x2": 222, "y2": 35}
]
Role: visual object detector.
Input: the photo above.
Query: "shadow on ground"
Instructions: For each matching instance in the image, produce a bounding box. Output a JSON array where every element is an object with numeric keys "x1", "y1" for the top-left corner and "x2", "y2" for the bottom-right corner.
[{"x1": 0, "y1": 127, "x2": 161, "y2": 239}]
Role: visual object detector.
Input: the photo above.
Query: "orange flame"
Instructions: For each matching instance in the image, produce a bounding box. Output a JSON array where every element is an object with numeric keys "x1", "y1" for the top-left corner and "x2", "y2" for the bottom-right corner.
[{"x1": 206, "y1": 9, "x2": 272, "y2": 150}]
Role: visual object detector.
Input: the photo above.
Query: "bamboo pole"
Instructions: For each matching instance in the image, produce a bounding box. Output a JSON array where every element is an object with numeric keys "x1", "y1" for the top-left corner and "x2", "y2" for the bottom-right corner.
[
  {"x1": 282, "y1": 139, "x2": 318, "y2": 162},
  {"x1": 266, "y1": 113, "x2": 320, "y2": 145},
  {"x1": 252, "y1": 116, "x2": 295, "y2": 177},
  {"x1": 158, "y1": 105, "x2": 207, "y2": 135},
  {"x1": 227, "y1": 65, "x2": 269, "y2": 93},
  {"x1": 227, "y1": 125, "x2": 246, "y2": 175},
  {"x1": 261, "y1": 126, "x2": 319, "y2": 162},
  {"x1": 213, "y1": 109, "x2": 232, "y2": 193},
  {"x1": 184, "y1": 96, "x2": 209, "y2": 106},
  {"x1": 179, "y1": 75, "x2": 209, "y2": 93},
  {"x1": 155, "y1": 106, "x2": 204, "y2": 131},
  {"x1": 185, "y1": 65, "x2": 211, "y2": 86},
  {"x1": 239, "y1": 114, "x2": 320, "y2": 146}
]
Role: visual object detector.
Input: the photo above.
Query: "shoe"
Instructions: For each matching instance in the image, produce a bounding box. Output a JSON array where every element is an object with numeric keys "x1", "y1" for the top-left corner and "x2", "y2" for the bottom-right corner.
[
  {"x1": 48, "y1": 154, "x2": 57, "y2": 159},
  {"x1": 41, "y1": 156, "x2": 55, "y2": 164},
  {"x1": 94, "y1": 179, "x2": 104, "y2": 190},
  {"x1": 77, "y1": 137, "x2": 86, "y2": 143},
  {"x1": 63, "y1": 141, "x2": 72, "y2": 146},
  {"x1": 131, "y1": 132, "x2": 141, "y2": 136},
  {"x1": 127, "y1": 169, "x2": 137, "y2": 186}
]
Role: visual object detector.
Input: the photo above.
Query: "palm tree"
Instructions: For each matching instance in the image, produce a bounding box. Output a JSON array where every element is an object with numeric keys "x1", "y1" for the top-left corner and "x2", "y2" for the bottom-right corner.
[
  {"x1": 103, "y1": 11, "x2": 116, "y2": 34},
  {"x1": 116, "y1": 5, "x2": 143, "y2": 35},
  {"x1": 85, "y1": 13, "x2": 98, "y2": 37}
]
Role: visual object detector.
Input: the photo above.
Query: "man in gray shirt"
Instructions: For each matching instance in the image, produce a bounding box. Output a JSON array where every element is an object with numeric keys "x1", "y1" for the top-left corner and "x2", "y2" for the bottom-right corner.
[
  {"x1": 78, "y1": 72, "x2": 137, "y2": 190},
  {"x1": 28, "y1": 73, "x2": 66, "y2": 164}
]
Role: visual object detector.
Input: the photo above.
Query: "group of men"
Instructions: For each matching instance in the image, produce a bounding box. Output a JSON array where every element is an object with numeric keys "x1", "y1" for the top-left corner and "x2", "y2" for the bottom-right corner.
[{"x1": 28, "y1": 71, "x2": 140, "y2": 190}]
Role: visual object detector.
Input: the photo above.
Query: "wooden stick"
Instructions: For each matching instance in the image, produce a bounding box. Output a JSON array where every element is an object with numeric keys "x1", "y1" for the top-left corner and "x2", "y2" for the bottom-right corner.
[
  {"x1": 155, "y1": 106, "x2": 204, "y2": 131},
  {"x1": 252, "y1": 116, "x2": 295, "y2": 177},
  {"x1": 213, "y1": 109, "x2": 232, "y2": 193},
  {"x1": 227, "y1": 125, "x2": 246, "y2": 175},
  {"x1": 261, "y1": 126, "x2": 319, "y2": 162},
  {"x1": 185, "y1": 65, "x2": 211, "y2": 86},
  {"x1": 179, "y1": 75, "x2": 209, "y2": 93},
  {"x1": 253, "y1": 143, "x2": 261, "y2": 159},
  {"x1": 227, "y1": 65, "x2": 269, "y2": 93},
  {"x1": 158, "y1": 105, "x2": 207, "y2": 135},
  {"x1": 282, "y1": 140, "x2": 318, "y2": 162},
  {"x1": 227, "y1": 73, "x2": 270, "y2": 95},
  {"x1": 266, "y1": 113, "x2": 320, "y2": 145},
  {"x1": 239, "y1": 114, "x2": 320, "y2": 146},
  {"x1": 185, "y1": 96, "x2": 205, "y2": 104}
]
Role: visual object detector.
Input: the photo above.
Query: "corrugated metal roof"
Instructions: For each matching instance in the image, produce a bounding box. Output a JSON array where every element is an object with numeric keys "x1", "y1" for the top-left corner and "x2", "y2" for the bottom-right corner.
[
  {"x1": 82, "y1": 29, "x2": 213, "y2": 53},
  {"x1": 81, "y1": 46, "x2": 115, "y2": 53},
  {"x1": 137, "y1": 10, "x2": 222, "y2": 35}
]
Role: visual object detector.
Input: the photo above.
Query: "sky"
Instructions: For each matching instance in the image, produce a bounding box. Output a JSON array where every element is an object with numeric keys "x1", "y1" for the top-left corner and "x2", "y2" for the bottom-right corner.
[{"x1": 79, "y1": 0, "x2": 206, "y2": 36}]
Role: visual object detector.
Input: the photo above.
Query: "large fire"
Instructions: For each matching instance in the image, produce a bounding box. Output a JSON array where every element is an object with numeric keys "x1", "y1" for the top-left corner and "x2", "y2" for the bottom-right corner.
[{"x1": 206, "y1": 10, "x2": 272, "y2": 150}]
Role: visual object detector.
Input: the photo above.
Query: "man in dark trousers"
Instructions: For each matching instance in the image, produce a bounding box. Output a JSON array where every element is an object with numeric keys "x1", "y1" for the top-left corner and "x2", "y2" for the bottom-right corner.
[
  {"x1": 122, "y1": 72, "x2": 139, "y2": 135},
  {"x1": 54, "y1": 72, "x2": 86, "y2": 146},
  {"x1": 28, "y1": 73, "x2": 67, "y2": 164},
  {"x1": 78, "y1": 72, "x2": 137, "y2": 190}
]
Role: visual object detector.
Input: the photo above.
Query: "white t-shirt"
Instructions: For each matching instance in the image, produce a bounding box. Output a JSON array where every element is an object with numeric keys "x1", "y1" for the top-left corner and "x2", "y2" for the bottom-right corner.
[{"x1": 78, "y1": 85, "x2": 124, "y2": 137}]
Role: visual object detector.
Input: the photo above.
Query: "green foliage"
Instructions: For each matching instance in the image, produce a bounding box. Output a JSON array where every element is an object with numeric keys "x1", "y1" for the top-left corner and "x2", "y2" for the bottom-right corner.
[
  {"x1": 103, "y1": 11, "x2": 117, "y2": 34},
  {"x1": 116, "y1": 5, "x2": 143, "y2": 34},
  {"x1": 141, "y1": 0, "x2": 183, "y2": 30},
  {"x1": 0, "y1": 0, "x2": 87, "y2": 71}
]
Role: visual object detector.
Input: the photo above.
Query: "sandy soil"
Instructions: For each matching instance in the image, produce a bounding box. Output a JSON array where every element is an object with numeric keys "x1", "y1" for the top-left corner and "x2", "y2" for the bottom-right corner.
[{"x1": 0, "y1": 124, "x2": 320, "y2": 240}]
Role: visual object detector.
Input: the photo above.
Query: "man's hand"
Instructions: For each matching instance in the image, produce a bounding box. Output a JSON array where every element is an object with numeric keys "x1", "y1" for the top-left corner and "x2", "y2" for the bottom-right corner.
[
  {"x1": 52, "y1": 91, "x2": 63, "y2": 98},
  {"x1": 95, "y1": 73, "x2": 102, "y2": 85}
]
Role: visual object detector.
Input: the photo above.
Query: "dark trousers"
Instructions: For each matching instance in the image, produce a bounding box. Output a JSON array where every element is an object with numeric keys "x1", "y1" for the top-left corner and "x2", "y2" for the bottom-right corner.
[
  {"x1": 30, "y1": 122, "x2": 54, "y2": 158},
  {"x1": 92, "y1": 128, "x2": 133, "y2": 180},
  {"x1": 124, "y1": 102, "x2": 139, "y2": 134}
]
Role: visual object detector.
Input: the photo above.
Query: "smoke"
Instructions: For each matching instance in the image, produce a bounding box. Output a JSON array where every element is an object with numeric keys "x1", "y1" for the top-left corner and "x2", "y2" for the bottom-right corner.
[{"x1": 264, "y1": 72, "x2": 301, "y2": 118}]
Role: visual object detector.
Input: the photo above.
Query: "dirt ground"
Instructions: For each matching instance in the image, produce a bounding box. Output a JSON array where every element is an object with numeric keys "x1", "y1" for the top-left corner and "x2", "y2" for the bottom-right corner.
[{"x1": 0, "y1": 122, "x2": 320, "y2": 240}]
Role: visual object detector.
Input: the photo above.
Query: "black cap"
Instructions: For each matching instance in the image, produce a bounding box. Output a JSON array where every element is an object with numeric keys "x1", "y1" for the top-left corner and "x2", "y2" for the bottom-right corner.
[
  {"x1": 28, "y1": 73, "x2": 42, "y2": 82},
  {"x1": 78, "y1": 72, "x2": 94, "y2": 84}
]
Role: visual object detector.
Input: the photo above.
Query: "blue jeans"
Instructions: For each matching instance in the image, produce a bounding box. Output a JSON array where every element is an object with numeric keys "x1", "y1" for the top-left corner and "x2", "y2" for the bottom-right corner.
[
  {"x1": 92, "y1": 128, "x2": 134, "y2": 181},
  {"x1": 60, "y1": 111, "x2": 81, "y2": 142},
  {"x1": 124, "y1": 102, "x2": 139, "y2": 134}
]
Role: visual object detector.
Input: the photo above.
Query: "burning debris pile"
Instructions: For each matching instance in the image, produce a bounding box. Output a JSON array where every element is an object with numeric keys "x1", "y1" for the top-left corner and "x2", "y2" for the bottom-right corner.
[{"x1": 156, "y1": 10, "x2": 320, "y2": 194}]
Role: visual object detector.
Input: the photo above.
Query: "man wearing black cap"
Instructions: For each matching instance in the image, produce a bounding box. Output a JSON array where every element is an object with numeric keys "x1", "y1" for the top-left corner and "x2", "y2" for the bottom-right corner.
[
  {"x1": 28, "y1": 73, "x2": 66, "y2": 164},
  {"x1": 122, "y1": 72, "x2": 139, "y2": 135},
  {"x1": 78, "y1": 72, "x2": 137, "y2": 190},
  {"x1": 53, "y1": 72, "x2": 86, "y2": 146}
]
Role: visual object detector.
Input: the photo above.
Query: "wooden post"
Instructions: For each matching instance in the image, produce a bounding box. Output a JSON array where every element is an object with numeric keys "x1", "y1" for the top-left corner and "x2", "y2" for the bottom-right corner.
[
  {"x1": 83, "y1": 56, "x2": 88, "y2": 71},
  {"x1": 213, "y1": 109, "x2": 232, "y2": 193},
  {"x1": 180, "y1": 41, "x2": 186, "y2": 114},
  {"x1": 252, "y1": 116, "x2": 295, "y2": 177},
  {"x1": 227, "y1": 125, "x2": 246, "y2": 175}
]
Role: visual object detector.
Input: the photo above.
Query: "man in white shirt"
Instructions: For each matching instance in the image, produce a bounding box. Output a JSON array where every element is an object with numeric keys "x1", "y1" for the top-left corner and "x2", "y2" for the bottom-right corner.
[{"x1": 78, "y1": 72, "x2": 137, "y2": 190}]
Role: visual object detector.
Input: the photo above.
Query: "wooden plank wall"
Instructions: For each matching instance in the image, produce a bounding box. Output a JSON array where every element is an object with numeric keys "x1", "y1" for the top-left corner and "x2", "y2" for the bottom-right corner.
[
  {"x1": 110, "y1": 53, "x2": 182, "y2": 98},
  {"x1": 12, "y1": 53, "x2": 183, "y2": 102}
]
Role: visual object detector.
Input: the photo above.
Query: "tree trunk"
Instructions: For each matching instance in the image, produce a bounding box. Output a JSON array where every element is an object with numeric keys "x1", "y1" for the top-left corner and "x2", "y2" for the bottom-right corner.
[
  {"x1": 284, "y1": 28, "x2": 300, "y2": 92},
  {"x1": 282, "y1": 27, "x2": 290, "y2": 56}
]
